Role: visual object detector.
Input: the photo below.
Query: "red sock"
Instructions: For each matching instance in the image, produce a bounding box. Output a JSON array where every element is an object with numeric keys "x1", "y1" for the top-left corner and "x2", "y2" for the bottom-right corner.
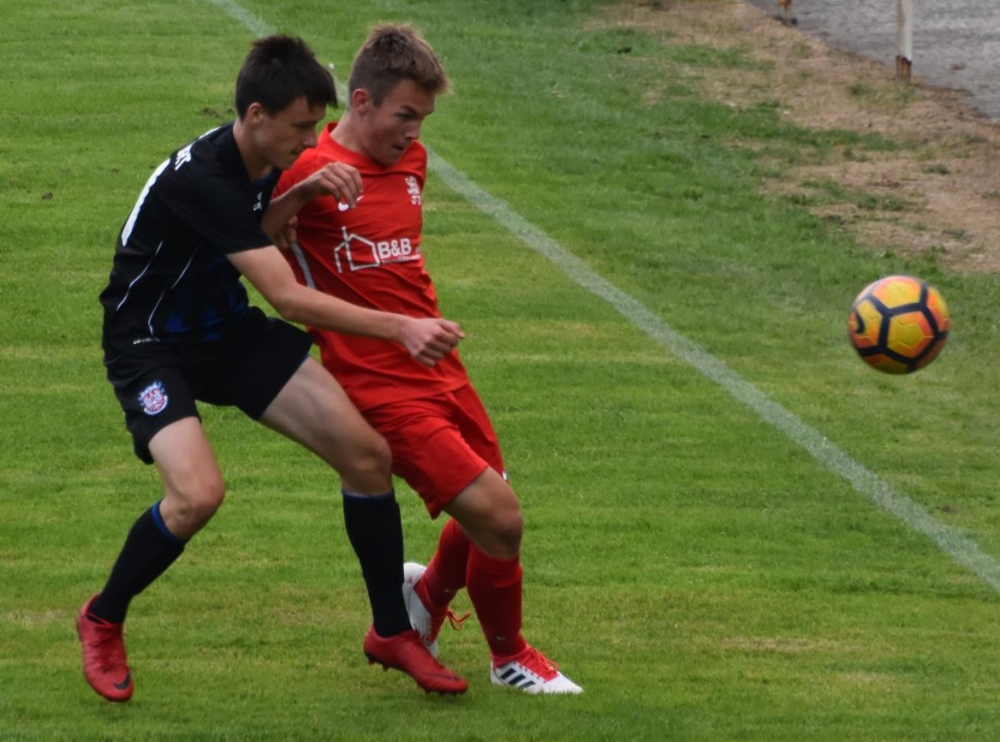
[
  {"x1": 418, "y1": 518, "x2": 470, "y2": 610},
  {"x1": 467, "y1": 545, "x2": 527, "y2": 659}
]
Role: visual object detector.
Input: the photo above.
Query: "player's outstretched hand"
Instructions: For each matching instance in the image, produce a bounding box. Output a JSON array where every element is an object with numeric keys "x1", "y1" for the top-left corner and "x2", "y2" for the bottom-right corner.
[{"x1": 398, "y1": 317, "x2": 465, "y2": 366}]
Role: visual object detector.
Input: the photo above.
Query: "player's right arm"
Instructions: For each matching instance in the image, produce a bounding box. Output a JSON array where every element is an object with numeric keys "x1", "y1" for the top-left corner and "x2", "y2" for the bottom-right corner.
[
  {"x1": 263, "y1": 162, "x2": 362, "y2": 249},
  {"x1": 227, "y1": 245, "x2": 464, "y2": 366}
]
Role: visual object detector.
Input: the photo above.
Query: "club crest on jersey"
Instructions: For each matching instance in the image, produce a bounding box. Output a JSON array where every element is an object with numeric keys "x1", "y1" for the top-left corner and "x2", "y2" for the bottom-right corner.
[
  {"x1": 138, "y1": 381, "x2": 169, "y2": 416},
  {"x1": 405, "y1": 176, "x2": 421, "y2": 205}
]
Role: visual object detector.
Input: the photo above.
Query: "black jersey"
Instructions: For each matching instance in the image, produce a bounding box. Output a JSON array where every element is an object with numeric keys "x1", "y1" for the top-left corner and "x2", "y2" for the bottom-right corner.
[{"x1": 100, "y1": 124, "x2": 279, "y2": 358}]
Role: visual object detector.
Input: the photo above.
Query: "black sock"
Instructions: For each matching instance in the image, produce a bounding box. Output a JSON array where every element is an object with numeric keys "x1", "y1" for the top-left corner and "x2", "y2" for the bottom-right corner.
[
  {"x1": 341, "y1": 491, "x2": 410, "y2": 637},
  {"x1": 88, "y1": 502, "x2": 187, "y2": 624}
]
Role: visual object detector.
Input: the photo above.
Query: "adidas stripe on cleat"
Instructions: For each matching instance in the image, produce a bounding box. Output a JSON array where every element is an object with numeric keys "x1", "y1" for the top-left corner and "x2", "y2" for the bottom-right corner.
[{"x1": 490, "y1": 646, "x2": 582, "y2": 695}]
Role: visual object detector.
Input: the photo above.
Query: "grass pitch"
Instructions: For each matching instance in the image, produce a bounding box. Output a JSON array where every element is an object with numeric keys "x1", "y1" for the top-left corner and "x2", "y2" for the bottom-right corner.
[{"x1": 3, "y1": 1, "x2": 1000, "y2": 740}]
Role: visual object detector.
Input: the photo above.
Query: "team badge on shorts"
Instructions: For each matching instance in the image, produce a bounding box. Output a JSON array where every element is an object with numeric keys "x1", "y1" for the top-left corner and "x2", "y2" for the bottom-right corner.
[{"x1": 138, "y1": 381, "x2": 169, "y2": 415}]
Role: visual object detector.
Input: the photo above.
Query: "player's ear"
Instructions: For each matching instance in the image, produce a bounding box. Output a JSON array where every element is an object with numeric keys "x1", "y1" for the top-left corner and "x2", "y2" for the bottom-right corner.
[
  {"x1": 351, "y1": 88, "x2": 373, "y2": 113},
  {"x1": 245, "y1": 101, "x2": 267, "y2": 126}
]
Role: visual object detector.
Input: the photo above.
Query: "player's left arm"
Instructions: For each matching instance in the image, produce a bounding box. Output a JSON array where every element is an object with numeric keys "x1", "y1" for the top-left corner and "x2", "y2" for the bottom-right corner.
[
  {"x1": 228, "y1": 245, "x2": 464, "y2": 366},
  {"x1": 262, "y1": 162, "x2": 363, "y2": 248}
]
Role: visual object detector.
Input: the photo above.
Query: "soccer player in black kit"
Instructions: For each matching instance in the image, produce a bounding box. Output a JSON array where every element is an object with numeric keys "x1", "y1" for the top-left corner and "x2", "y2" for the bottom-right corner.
[{"x1": 77, "y1": 35, "x2": 468, "y2": 701}]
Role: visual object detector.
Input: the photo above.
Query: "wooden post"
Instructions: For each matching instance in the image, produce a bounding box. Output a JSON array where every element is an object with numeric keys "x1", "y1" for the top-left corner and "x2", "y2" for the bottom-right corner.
[{"x1": 895, "y1": 0, "x2": 913, "y2": 81}]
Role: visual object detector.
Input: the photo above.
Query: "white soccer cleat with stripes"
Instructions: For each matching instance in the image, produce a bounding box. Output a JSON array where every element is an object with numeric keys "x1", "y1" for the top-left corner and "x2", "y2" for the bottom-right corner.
[{"x1": 490, "y1": 646, "x2": 583, "y2": 694}]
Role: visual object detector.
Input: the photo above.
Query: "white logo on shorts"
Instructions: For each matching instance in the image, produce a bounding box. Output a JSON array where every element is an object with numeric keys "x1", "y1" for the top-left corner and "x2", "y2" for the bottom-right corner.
[{"x1": 138, "y1": 381, "x2": 169, "y2": 416}]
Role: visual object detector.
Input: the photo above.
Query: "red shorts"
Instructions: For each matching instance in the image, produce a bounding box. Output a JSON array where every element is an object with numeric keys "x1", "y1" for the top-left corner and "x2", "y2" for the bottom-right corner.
[{"x1": 362, "y1": 384, "x2": 506, "y2": 518}]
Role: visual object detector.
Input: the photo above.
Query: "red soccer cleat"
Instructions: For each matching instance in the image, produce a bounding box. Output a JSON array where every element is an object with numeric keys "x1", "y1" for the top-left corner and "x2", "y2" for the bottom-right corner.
[
  {"x1": 363, "y1": 627, "x2": 468, "y2": 695},
  {"x1": 76, "y1": 594, "x2": 134, "y2": 702}
]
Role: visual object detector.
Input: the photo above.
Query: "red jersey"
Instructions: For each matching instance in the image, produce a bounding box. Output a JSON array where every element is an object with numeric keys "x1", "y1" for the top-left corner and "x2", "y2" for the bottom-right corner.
[{"x1": 274, "y1": 123, "x2": 469, "y2": 411}]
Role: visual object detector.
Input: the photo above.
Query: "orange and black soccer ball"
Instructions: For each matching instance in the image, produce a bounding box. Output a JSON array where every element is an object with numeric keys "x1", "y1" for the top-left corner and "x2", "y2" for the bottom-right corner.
[{"x1": 847, "y1": 275, "x2": 950, "y2": 374}]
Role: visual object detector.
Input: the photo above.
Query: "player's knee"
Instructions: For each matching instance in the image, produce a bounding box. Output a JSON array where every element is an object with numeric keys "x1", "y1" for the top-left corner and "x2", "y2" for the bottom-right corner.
[
  {"x1": 494, "y1": 507, "x2": 524, "y2": 554},
  {"x1": 479, "y1": 505, "x2": 522, "y2": 558},
  {"x1": 339, "y1": 434, "x2": 392, "y2": 494},
  {"x1": 168, "y1": 475, "x2": 226, "y2": 528}
]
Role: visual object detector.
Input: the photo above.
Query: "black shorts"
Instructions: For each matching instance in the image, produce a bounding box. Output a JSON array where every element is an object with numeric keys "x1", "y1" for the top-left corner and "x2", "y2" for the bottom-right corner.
[{"x1": 104, "y1": 307, "x2": 314, "y2": 464}]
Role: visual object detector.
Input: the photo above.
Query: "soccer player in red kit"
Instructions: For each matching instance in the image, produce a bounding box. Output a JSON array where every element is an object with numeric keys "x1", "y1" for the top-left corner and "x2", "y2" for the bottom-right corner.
[{"x1": 273, "y1": 24, "x2": 581, "y2": 694}]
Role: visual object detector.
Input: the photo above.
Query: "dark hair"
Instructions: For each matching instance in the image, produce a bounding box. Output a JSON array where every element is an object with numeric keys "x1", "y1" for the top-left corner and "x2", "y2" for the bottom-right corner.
[
  {"x1": 235, "y1": 35, "x2": 336, "y2": 118},
  {"x1": 348, "y1": 24, "x2": 450, "y2": 106}
]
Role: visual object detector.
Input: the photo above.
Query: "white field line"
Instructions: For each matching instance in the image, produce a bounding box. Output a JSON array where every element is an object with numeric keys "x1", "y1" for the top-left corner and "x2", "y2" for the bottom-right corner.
[
  {"x1": 429, "y1": 153, "x2": 1000, "y2": 596},
  {"x1": 208, "y1": 0, "x2": 274, "y2": 36},
  {"x1": 209, "y1": 0, "x2": 1000, "y2": 597}
]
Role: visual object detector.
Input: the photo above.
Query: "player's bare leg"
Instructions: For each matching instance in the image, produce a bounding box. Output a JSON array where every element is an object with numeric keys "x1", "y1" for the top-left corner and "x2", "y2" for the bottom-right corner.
[
  {"x1": 261, "y1": 359, "x2": 466, "y2": 694},
  {"x1": 152, "y1": 418, "x2": 227, "y2": 538},
  {"x1": 406, "y1": 469, "x2": 582, "y2": 694},
  {"x1": 260, "y1": 358, "x2": 391, "y2": 493},
  {"x1": 78, "y1": 418, "x2": 217, "y2": 702}
]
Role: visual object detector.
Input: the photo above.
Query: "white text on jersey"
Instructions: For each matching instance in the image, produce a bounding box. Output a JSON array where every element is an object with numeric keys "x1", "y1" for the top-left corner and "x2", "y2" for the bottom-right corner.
[{"x1": 333, "y1": 227, "x2": 421, "y2": 273}]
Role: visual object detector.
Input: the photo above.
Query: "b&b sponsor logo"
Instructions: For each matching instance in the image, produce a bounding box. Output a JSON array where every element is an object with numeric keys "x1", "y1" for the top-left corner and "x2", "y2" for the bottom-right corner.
[{"x1": 333, "y1": 227, "x2": 421, "y2": 273}]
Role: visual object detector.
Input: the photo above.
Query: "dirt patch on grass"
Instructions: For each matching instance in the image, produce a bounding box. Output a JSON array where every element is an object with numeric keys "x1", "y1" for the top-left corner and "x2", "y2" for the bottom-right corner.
[{"x1": 593, "y1": 0, "x2": 1000, "y2": 273}]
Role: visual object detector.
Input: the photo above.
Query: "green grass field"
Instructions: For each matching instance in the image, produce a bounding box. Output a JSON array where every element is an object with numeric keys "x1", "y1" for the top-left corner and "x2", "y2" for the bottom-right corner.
[{"x1": 4, "y1": 0, "x2": 1000, "y2": 739}]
